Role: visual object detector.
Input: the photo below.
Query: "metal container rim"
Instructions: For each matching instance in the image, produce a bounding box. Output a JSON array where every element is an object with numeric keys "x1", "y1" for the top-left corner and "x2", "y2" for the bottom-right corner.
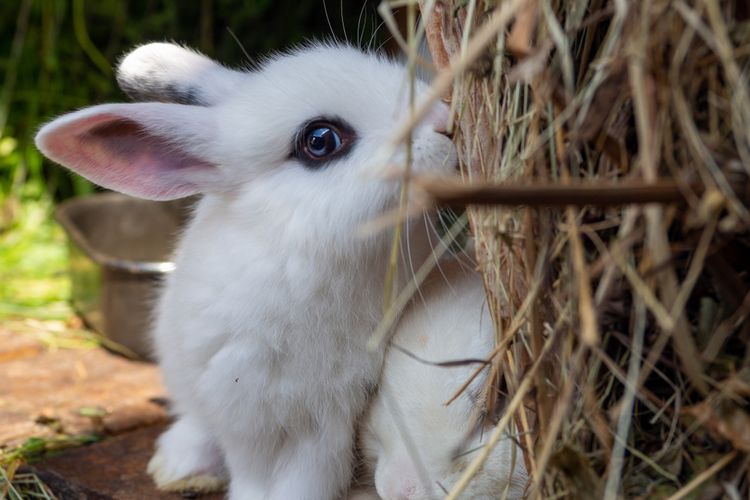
[{"x1": 54, "y1": 193, "x2": 176, "y2": 276}]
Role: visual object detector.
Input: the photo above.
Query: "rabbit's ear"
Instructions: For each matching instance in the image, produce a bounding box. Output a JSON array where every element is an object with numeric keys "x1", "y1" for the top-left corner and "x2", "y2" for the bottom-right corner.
[
  {"x1": 36, "y1": 102, "x2": 224, "y2": 200},
  {"x1": 117, "y1": 43, "x2": 244, "y2": 106}
]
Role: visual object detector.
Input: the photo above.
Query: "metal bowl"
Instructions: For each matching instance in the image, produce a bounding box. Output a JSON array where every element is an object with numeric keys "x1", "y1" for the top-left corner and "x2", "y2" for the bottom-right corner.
[{"x1": 55, "y1": 193, "x2": 193, "y2": 360}]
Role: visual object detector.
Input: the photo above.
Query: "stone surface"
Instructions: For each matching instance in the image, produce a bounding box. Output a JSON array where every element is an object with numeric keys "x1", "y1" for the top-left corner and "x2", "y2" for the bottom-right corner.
[
  {"x1": 0, "y1": 325, "x2": 168, "y2": 448},
  {"x1": 30, "y1": 425, "x2": 224, "y2": 499}
]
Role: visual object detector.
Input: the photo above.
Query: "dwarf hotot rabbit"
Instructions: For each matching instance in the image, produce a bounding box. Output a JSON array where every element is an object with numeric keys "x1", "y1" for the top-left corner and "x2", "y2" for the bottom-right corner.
[
  {"x1": 36, "y1": 43, "x2": 457, "y2": 500},
  {"x1": 356, "y1": 258, "x2": 528, "y2": 500}
]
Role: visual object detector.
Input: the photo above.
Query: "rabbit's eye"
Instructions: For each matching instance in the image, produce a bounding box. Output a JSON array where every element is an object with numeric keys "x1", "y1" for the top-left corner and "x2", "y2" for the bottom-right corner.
[
  {"x1": 306, "y1": 126, "x2": 340, "y2": 157},
  {"x1": 294, "y1": 119, "x2": 354, "y2": 167}
]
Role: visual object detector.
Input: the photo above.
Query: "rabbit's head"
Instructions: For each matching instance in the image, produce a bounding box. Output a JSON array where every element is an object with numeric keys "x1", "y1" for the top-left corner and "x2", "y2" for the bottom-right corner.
[{"x1": 36, "y1": 43, "x2": 456, "y2": 250}]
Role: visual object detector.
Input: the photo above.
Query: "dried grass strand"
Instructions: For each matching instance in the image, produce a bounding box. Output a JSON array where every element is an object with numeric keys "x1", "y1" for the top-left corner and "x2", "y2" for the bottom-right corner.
[{"x1": 445, "y1": 326, "x2": 559, "y2": 500}]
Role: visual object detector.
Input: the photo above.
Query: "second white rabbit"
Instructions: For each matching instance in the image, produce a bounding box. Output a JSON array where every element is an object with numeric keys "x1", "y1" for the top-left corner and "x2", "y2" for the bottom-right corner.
[{"x1": 356, "y1": 258, "x2": 528, "y2": 499}]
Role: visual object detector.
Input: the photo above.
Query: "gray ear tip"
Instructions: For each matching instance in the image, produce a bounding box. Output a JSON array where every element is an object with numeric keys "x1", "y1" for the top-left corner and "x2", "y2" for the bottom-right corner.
[
  {"x1": 115, "y1": 42, "x2": 208, "y2": 105},
  {"x1": 115, "y1": 74, "x2": 149, "y2": 102},
  {"x1": 116, "y1": 76, "x2": 205, "y2": 106}
]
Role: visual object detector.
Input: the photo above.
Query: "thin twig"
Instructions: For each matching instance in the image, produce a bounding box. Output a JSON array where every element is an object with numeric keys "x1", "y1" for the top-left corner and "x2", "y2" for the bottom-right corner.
[
  {"x1": 665, "y1": 451, "x2": 738, "y2": 500},
  {"x1": 603, "y1": 298, "x2": 645, "y2": 499}
]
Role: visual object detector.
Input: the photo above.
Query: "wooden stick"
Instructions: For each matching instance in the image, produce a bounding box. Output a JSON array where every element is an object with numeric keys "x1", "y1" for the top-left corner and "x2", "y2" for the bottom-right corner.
[{"x1": 414, "y1": 176, "x2": 748, "y2": 208}]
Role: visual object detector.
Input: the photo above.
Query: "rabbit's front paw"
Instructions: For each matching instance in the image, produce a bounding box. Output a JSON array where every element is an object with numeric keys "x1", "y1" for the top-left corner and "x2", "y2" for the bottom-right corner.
[
  {"x1": 147, "y1": 415, "x2": 227, "y2": 492},
  {"x1": 148, "y1": 453, "x2": 226, "y2": 492}
]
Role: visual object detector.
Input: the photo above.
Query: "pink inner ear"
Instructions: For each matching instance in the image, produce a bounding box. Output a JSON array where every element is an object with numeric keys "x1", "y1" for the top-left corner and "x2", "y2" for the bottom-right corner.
[{"x1": 38, "y1": 111, "x2": 216, "y2": 201}]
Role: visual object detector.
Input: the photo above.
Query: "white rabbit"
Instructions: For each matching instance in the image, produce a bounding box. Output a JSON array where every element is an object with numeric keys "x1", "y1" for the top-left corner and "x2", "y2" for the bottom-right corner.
[
  {"x1": 35, "y1": 42, "x2": 457, "y2": 500},
  {"x1": 355, "y1": 257, "x2": 528, "y2": 500}
]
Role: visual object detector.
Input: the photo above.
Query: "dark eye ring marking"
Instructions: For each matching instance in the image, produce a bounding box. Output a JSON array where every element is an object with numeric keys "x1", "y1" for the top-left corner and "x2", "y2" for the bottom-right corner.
[{"x1": 292, "y1": 117, "x2": 356, "y2": 168}]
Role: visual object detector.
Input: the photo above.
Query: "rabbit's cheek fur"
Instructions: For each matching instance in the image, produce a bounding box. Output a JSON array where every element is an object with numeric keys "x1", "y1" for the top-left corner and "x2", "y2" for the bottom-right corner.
[{"x1": 216, "y1": 171, "x2": 412, "y2": 253}]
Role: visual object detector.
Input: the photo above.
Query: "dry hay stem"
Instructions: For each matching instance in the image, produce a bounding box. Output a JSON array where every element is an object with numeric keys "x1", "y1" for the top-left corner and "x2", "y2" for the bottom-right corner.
[{"x1": 405, "y1": 0, "x2": 750, "y2": 497}]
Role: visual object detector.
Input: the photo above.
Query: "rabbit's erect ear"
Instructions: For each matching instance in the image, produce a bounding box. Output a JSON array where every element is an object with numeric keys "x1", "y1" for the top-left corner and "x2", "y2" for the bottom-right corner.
[
  {"x1": 36, "y1": 102, "x2": 224, "y2": 200},
  {"x1": 117, "y1": 43, "x2": 244, "y2": 106}
]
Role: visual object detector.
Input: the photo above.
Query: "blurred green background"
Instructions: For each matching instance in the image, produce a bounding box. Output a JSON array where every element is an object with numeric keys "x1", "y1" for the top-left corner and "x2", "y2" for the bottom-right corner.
[{"x1": 0, "y1": 0, "x2": 384, "y2": 320}]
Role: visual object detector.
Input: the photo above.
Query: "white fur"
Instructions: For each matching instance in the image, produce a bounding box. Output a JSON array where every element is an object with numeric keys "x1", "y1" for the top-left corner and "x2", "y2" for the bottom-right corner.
[
  {"x1": 357, "y1": 259, "x2": 528, "y2": 499},
  {"x1": 36, "y1": 43, "x2": 456, "y2": 500}
]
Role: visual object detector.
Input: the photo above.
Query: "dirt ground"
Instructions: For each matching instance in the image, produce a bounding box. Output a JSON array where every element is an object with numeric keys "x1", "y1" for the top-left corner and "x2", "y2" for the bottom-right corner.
[{"x1": 0, "y1": 326, "x2": 222, "y2": 499}]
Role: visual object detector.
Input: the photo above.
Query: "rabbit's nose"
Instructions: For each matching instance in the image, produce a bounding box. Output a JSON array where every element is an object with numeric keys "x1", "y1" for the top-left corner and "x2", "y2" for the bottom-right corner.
[{"x1": 425, "y1": 101, "x2": 452, "y2": 137}]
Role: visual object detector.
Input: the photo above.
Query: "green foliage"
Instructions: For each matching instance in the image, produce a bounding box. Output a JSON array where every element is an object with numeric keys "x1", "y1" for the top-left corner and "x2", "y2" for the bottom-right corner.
[
  {"x1": 0, "y1": 191, "x2": 70, "y2": 319},
  {"x1": 1, "y1": 433, "x2": 103, "y2": 467},
  {"x1": 1, "y1": 432, "x2": 103, "y2": 497}
]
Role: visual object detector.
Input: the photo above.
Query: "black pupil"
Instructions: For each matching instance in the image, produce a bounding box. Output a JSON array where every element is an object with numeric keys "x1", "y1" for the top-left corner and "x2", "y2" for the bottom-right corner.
[{"x1": 307, "y1": 127, "x2": 335, "y2": 157}]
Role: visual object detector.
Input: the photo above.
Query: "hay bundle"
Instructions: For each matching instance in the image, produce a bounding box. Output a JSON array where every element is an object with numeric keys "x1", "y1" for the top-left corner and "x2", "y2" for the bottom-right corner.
[{"x1": 413, "y1": 0, "x2": 750, "y2": 497}]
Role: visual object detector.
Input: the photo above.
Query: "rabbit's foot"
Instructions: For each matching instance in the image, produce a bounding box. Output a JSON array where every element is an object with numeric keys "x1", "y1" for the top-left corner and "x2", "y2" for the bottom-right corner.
[
  {"x1": 148, "y1": 463, "x2": 226, "y2": 493},
  {"x1": 147, "y1": 415, "x2": 227, "y2": 492}
]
